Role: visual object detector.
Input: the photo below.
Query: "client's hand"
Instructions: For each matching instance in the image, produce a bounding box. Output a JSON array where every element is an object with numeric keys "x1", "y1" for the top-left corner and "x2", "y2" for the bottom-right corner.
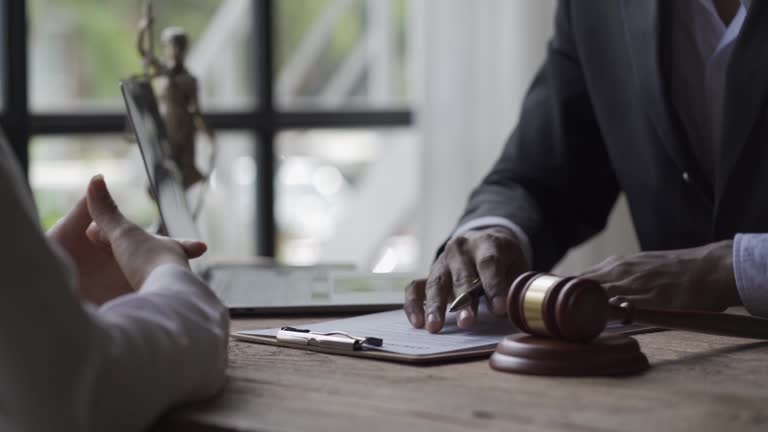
[
  {"x1": 404, "y1": 227, "x2": 529, "y2": 333},
  {"x1": 578, "y1": 240, "x2": 740, "y2": 311},
  {"x1": 48, "y1": 175, "x2": 207, "y2": 304}
]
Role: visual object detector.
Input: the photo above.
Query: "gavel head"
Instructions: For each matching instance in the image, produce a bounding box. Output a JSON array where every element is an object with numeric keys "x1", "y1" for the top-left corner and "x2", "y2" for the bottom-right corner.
[{"x1": 507, "y1": 272, "x2": 609, "y2": 342}]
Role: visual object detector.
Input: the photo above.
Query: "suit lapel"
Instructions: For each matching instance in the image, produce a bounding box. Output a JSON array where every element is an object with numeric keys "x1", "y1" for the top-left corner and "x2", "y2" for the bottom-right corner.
[
  {"x1": 716, "y1": 1, "x2": 768, "y2": 202},
  {"x1": 621, "y1": 0, "x2": 708, "y2": 195}
]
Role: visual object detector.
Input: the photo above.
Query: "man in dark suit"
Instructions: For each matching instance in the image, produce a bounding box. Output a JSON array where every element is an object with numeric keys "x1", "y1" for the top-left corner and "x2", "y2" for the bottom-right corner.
[{"x1": 405, "y1": 0, "x2": 768, "y2": 332}]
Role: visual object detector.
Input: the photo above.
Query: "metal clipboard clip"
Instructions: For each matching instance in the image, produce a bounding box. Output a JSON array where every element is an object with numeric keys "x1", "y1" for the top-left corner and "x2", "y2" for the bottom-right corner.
[{"x1": 277, "y1": 327, "x2": 384, "y2": 351}]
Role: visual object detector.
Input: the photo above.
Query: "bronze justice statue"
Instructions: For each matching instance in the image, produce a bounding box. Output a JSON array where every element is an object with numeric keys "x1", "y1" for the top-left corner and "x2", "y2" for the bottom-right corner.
[
  {"x1": 136, "y1": 0, "x2": 215, "y2": 218},
  {"x1": 491, "y1": 272, "x2": 768, "y2": 376}
]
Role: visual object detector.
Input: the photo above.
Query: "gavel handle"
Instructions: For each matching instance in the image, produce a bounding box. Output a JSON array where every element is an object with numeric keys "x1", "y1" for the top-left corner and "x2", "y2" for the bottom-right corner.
[{"x1": 610, "y1": 305, "x2": 768, "y2": 340}]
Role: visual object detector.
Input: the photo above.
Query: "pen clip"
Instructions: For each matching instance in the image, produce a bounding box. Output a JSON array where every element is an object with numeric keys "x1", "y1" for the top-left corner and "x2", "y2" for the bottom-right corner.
[
  {"x1": 280, "y1": 326, "x2": 310, "y2": 333},
  {"x1": 319, "y1": 331, "x2": 383, "y2": 347}
]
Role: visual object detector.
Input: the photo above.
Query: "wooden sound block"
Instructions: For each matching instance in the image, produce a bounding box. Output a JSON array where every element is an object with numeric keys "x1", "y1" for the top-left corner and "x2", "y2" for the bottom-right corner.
[{"x1": 489, "y1": 334, "x2": 649, "y2": 376}]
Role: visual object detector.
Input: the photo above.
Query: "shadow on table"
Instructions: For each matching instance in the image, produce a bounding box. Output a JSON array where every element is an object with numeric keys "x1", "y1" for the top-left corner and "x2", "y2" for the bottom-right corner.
[{"x1": 652, "y1": 340, "x2": 768, "y2": 368}]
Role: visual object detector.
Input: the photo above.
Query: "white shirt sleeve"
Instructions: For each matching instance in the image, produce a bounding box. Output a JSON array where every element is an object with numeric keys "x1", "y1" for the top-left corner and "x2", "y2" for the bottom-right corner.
[
  {"x1": 453, "y1": 216, "x2": 533, "y2": 268},
  {"x1": 0, "y1": 152, "x2": 229, "y2": 432},
  {"x1": 733, "y1": 233, "x2": 768, "y2": 317}
]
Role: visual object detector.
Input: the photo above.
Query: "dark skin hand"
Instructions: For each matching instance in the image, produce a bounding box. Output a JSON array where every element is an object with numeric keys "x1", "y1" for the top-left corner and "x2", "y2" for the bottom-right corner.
[
  {"x1": 579, "y1": 240, "x2": 741, "y2": 312},
  {"x1": 407, "y1": 229, "x2": 739, "y2": 334},
  {"x1": 404, "y1": 226, "x2": 529, "y2": 333}
]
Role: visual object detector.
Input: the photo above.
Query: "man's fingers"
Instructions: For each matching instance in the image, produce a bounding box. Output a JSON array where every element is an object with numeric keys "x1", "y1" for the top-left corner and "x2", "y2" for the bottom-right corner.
[
  {"x1": 457, "y1": 298, "x2": 479, "y2": 329},
  {"x1": 608, "y1": 296, "x2": 629, "y2": 307},
  {"x1": 472, "y1": 240, "x2": 520, "y2": 316},
  {"x1": 177, "y1": 239, "x2": 208, "y2": 258},
  {"x1": 404, "y1": 279, "x2": 426, "y2": 328},
  {"x1": 608, "y1": 291, "x2": 658, "y2": 309},
  {"x1": 424, "y1": 267, "x2": 452, "y2": 333},
  {"x1": 444, "y1": 238, "x2": 481, "y2": 329},
  {"x1": 86, "y1": 175, "x2": 128, "y2": 237},
  {"x1": 601, "y1": 279, "x2": 654, "y2": 299},
  {"x1": 87, "y1": 223, "x2": 205, "y2": 260}
]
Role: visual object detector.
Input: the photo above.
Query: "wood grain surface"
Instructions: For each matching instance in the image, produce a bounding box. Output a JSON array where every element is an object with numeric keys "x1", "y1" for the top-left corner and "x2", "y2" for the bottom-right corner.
[{"x1": 152, "y1": 314, "x2": 768, "y2": 432}]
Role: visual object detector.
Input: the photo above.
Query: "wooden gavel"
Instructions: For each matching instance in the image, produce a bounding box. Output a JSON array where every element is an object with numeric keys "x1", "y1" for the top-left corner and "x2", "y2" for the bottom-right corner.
[{"x1": 506, "y1": 272, "x2": 768, "y2": 342}]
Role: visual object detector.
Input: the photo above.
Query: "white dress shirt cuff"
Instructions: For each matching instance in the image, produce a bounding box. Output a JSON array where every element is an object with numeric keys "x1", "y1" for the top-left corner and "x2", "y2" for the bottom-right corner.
[
  {"x1": 733, "y1": 233, "x2": 768, "y2": 317},
  {"x1": 453, "y1": 216, "x2": 533, "y2": 268}
]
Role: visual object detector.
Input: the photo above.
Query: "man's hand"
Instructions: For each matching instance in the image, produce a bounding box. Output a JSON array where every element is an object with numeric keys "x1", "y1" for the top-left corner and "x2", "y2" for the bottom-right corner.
[
  {"x1": 579, "y1": 240, "x2": 740, "y2": 311},
  {"x1": 48, "y1": 175, "x2": 207, "y2": 305},
  {"x1": 404, "y1": 227, "x2": 529, "y2": 333}
]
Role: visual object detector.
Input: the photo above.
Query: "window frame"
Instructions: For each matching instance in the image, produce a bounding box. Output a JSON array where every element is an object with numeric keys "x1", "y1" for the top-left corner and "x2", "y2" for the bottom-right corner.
[{"x1": 0, "y1": 0, "x2": 412, "y2": 257}]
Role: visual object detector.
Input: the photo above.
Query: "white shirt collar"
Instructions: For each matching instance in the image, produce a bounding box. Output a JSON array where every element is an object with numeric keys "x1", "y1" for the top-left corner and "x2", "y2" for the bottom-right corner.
[
  {"x1": 693, "y1": 0, "x2": 749, "y2": 56},
  {"x1": 698, "y1": 0, "x2": 752, "y2": 19}
]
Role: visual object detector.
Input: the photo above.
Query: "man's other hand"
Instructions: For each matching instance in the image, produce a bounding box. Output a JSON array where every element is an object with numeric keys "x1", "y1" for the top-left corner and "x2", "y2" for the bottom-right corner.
[
  {"x1": 404, "y1": 227, "x2": 529, "y2": 333},
  {"x1": 579, "y1": 240, "x2": 740, "y2": 311}
]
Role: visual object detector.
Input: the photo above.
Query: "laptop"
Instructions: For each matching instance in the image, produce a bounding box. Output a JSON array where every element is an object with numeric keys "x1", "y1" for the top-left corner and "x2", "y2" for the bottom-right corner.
[{"x1": 120, "y1": 79, "x2": 410, "y2": 314}]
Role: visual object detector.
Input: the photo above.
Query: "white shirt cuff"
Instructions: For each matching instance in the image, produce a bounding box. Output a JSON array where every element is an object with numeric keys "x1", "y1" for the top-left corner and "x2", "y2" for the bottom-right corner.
[
  {"x1": 453, "y1": 216, "x2": 533, "y2": 268},
  {"x1": 733, "y1": 233, "x2": 768, "y2": 317}
]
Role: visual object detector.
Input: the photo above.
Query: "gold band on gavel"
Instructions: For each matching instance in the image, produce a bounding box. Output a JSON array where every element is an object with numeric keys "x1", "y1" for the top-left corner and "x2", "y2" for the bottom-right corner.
[{"x1": 522, "y1": 275, "x2": 559, "y2": 335}]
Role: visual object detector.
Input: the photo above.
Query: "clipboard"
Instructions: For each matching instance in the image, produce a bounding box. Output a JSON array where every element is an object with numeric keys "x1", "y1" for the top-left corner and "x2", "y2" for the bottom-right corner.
[
  {"x1": 233, "y1": 308, "x2": 659, "y2": 364},
  {"x1": 234, "y1": 330, "x2": 502, "y2": 364}
]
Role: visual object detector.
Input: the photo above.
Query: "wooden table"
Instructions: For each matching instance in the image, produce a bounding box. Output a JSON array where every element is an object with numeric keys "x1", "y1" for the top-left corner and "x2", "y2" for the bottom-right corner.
[{"x1": 153, "y1": 314, "x2": 768, "y2": 432}]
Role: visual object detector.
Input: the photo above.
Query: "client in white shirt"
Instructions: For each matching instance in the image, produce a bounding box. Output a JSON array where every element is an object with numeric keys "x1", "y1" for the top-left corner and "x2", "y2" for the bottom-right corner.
[{"x1": 0, "y1": 139, "x2": 229, "y2": 432}]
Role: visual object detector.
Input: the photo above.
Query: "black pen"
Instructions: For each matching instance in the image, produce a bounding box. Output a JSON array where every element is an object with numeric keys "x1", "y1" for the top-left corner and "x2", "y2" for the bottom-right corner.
[{"x1": 448, "y1": 278, "x2": 484, "y2": 312}]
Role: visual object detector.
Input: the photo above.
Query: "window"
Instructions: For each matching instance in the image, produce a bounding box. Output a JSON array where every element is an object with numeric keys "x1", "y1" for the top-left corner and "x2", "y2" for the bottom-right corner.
[
  {"x1": 29, "y1": 0, "x2": 255, "y2": 112},
  {"x1": 276, "y1": 128, "x2": 418, "y2": 270},
  {"x1": 275, "y1": 0, "x2": 409, "y2": 110},
  {"x1": 29, "y1": 134, "x2": 158, "y2": 228},
  {"x1": 2, "y1": 0, "x2": 415, "y2": 270}
]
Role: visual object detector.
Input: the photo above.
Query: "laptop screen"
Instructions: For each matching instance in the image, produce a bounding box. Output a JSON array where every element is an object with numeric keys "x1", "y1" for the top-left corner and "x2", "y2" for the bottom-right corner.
[{"x1": 120, "y1": 79, "x2": 206, "y2": 270}]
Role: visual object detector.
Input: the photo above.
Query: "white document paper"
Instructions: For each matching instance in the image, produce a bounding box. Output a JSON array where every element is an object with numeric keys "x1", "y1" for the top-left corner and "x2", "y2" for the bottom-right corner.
[{"x1": 239, "y1": 305, "x2": 516, "y2": 356}]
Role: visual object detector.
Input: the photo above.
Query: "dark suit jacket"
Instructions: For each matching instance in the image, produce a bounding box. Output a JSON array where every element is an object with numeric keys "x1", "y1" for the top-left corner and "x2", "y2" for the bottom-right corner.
[{"x1": 457, "y1": 0, "x2": 768, "y2": 271}]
